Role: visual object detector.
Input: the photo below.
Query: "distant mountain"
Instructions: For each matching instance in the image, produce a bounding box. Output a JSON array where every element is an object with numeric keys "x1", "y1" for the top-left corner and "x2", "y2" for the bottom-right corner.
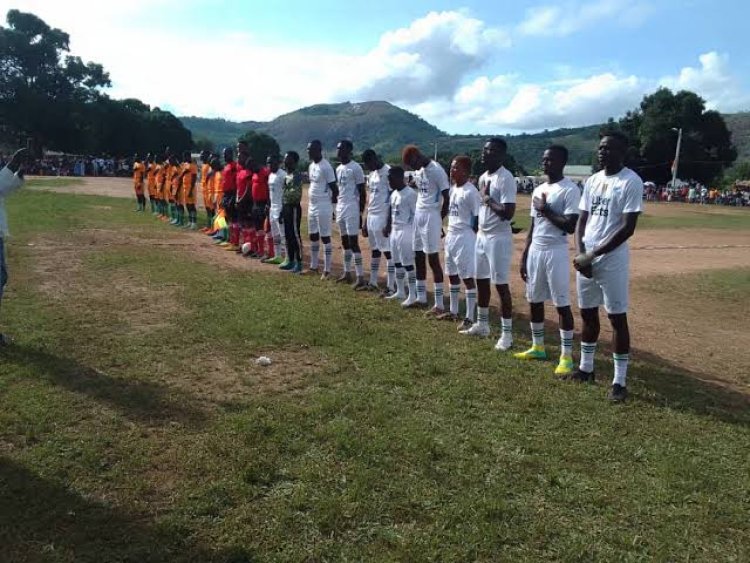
[{"x1": 180, "y1": 102, "x2": 750, "y2": 171}]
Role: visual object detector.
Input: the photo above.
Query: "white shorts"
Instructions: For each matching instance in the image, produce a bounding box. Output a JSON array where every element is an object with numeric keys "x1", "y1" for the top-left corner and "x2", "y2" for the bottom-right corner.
[
  {"x1": 336, "y1": 213, "x2": 360, "y2": 237},
  {"x1": 576, "y1": 248, "x2": 629, "y2": 314},
  {"x1": 475, "y1": 232, "x2": 512, "y2": 285},
  {"x1": 525, "y1": 245, "x2": 570, "y2": 307},
  {"x1": 367, "y1": 214, "x2": 390, "y2": 252},
  {"x1": 270, "y1": 205, "x2": 283, "y2": 239},
  {"x1": 391, "y1": 227, "x2": 415, "y2": 267},
  {"x1": 445, "y1": 231, "x2": 476, "y2": 279},
  {"x1": 413, "y1": 208, "x2": 442, "y2": 254},
  {"x1": 308, "y1": 202, "x2": 333, "y2": 237}
]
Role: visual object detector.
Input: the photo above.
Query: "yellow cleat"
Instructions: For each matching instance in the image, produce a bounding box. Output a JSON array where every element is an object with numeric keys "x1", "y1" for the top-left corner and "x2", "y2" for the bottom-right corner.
[
  {"x1": 223, "y1": 244, "x2": 240, "y2": 252},
  {"x1": 513, "y1": 345, "x2": 547, "y2": 360},
  {"x1": 554, "y1": 355, "x2": 575, "y2": 375}
]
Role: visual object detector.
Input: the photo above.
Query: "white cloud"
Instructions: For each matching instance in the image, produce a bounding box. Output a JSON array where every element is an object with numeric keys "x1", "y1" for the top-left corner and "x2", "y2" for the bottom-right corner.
[
  {"x1": 659, "y1": 51, "x2": 750, "y2": 112},
  {"x1": 350, "y1": 10, "x2": 511, "y2": 103},
  {"x1": 518, "y1": 0, "x2": 652, "y2": 37}
]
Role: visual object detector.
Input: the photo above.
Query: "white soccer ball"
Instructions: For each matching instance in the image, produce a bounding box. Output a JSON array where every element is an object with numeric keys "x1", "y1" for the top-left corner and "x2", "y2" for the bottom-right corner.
[{"x1": 241, "y1": 242, "x2": 253, "y2": 256}]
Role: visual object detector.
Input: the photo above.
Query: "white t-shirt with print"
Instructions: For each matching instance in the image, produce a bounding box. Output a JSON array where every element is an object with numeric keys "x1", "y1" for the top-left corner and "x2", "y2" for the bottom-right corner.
[
  {"x1": 308, "y1": 158, "x2": 336, "y2": 206},
  {"x1": 336, "y1": 160, "x2": 365, "y2": 219},
  {"x1": 414, "y1": 160, "x2": 450, "y2": 212},
  {"x1": 390, "y1": 187, "x2": 417, "y2": 229},
  {"x1": 478, "y1": 166, "x2": 516, "y2": 235},
  {"x1": 268, "y1": 168, "x2": 287, "y2": 211},
  {"x1": 366, "y1": 164, "x2": 391, "y2": 217},
  {"x1": 447, "y1": 182, "x2": 481, "y2": 235},
  {"x1": 529, "y1": 177, "x2": 581, "y2": 249}
]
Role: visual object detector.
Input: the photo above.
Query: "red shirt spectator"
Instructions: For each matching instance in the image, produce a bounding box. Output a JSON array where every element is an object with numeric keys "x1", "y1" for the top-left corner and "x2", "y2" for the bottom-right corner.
[
  {"x1": 222, "y1": 161, "x2": 238, "y2": 192},
  {"x1": 251, "y1": 166, "x2": 270, "y2": 202}
]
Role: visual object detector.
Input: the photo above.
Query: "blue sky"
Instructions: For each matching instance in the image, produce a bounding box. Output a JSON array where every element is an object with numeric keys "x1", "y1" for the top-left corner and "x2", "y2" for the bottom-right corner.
[{"x1": 3, "y1": 0, "x2": 749, "y2": 134}]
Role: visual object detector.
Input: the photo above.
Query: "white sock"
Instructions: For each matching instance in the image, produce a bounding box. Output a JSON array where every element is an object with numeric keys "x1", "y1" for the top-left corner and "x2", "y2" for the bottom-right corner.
[
  {"x1": 370, "y1": 255, "x2": 381, "y2": 285},
  {"x1": 407, "y1": 269, "x2": 417, "y2": 299},
  {"x1": 354, "y1": 252, "x2": 364, "y2": 277},
  {"x1": 343, "y1": 249, "x2": 352, "y2": 273},
  {"x1": 531, "y1": 322, "x2": 545, "y2": 347},
  {"x1": 580, "y1": 341, "x2": 597, "y2": 373},
  {"x1": 434, "y1": 282, "x2": 445, "y2": 310},
  {"x1": 395, "y1": 268, "x2": 406, "y2": 295},
  {"x1": 560, "y1": 329, "x2": 574, "y2": 357},
  {"x1": 323, "y1": 243, "x2": 333, "y2": 273},
  {"x1": 613, "y1": 353, "x2": 629, "y2": 386},
  {"x1": 477, "y1": 306, "x2": 489, "y2": 328},
  {"x1": 310, "y1": 242, "x2": 320, "y2": 269},
  {"x1": 386, "y1": 259, "x2": 395, "y2": 290},
  {"x1": 449, "y1": 284, "x2": 461, "y2": 315},
  {"x1": 501, "y1": 317, "x2": 512, "y2": 339},
  {"x1": 465, "y1": 288, "x2": 477, "y2": 321},
  {"x1": 417, "y1": 280, "x2": 427, "y2": 302}
]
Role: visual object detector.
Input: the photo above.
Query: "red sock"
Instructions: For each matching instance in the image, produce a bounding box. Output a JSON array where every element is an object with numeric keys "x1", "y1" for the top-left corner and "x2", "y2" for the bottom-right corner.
[
  {"x1": 256, "y1": 232, "x2": 265, "y2": 256},
  {"x1": 249, "y1": 229, "x2": 257, "y2": 253},
  {"x1": 266, "y1": 233, "x2": 275, "y2": 258},
  {"x1": 231, "y1": 224, "x2": 240, "y2": 245},
  {"x1": 241, "y1": 228, "x2": 251, "y2": 245}
]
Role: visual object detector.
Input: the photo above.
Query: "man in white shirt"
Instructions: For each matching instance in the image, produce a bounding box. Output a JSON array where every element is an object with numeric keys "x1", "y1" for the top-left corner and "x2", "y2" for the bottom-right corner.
[
  {"x1": 362, "y1": 149, "x2": 393, "y2": 293},
  {"x1": 335, "y1": 140, "x2": 367, "y2": 288},
  {"x1": 460, "y1": 139, "x2": 517, "y2": 352},
  {"x1": 306, "y1": 140, "x2": 338, "y2": 279},
  {"x1": 401, "y1": 145, "x2": 450, "y2": 315},
  {"x1": 571, "y1": 132, "x2": 643, "y2": 402},
  {"x1": 0, "y1": 148, "x2": 28, "y2": 345},
  {"x1": 383, "y1": 166, "x2": 419, "y2": 305},
  {"x1": 263, "y1": 154, "x2": 287, "y2": 265},
  {"x1": 514, "y1": 145, "x2": 580, "y2": 377},
  {"x1": 439, "y1": 156, "x2": 481, "y2": 331}
]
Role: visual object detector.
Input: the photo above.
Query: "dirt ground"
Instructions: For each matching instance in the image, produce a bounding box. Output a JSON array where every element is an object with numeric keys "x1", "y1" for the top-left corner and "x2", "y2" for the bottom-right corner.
[{"x1": 28, "y1": 176, "x2": 750, "y2": 392}]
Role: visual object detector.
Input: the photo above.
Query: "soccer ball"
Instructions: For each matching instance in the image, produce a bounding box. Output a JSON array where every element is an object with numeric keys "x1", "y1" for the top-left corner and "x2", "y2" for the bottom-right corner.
[{"x1": 241, "y1": 242, "x2": 253, "y2": 256}]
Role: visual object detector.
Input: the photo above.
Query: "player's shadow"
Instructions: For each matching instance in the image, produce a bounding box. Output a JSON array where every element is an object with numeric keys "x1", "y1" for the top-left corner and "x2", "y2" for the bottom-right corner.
[
  {"x1": 1, "y1": 344, "x2": 208, "y2": 427},
  {"x1": 514, "y1": 315, "x2": 750, "y2": 427},
  {"x1": 0, "y1": 457, "x2": 256, "y2": 563}
]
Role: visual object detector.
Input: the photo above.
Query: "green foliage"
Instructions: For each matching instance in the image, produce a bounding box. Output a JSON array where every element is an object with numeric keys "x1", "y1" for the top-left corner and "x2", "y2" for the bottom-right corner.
[
  {"x1": 618, "y1": 88, "x2": 737, "y2": 184},
  {"x1": 237, "y1": 130, "x2": 281, "y2": 165},
  {"x1": 0, "y1": 10, "x2": 192, "y2": 155}
]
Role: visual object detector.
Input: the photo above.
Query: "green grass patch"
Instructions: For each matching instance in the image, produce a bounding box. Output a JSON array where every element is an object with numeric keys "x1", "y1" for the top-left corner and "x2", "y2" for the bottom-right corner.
[
  {"x1": 25, "y1": 177, "x2": 85, "y2": 189},
  {"x1": 638, "y1": 205, "x2": 750, "y2": 230},
  {"x1": 1, "y1": 190, "x2": 749, "y2": 562}
]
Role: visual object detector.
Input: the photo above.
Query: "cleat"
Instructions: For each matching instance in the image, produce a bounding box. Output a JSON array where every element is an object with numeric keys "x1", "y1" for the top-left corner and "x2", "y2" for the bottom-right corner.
[
  {"x1": 279, "y1": 261, "x2": 294, "y2": 271},
  {"x1": 304, "y1": 267, "x2": 319, "y2": 276},
  {"x1": 266, "y1": 256, "x2": 284, "y2": 265},
  {"x1": 607, "y1": 383, "x2": 628, "y2": 402},
  {"x1": 223, "y1": 244, "x2": 240, "y2": 252},
  {"x1": 386, "y1": 291, "x2": 406, "y2": 300},
  {"x1": 457, "y1": 318, "x2": 474, "y2": 331},
  {"x1": 554, "y1": 356, "x2": 575, "y2": 376},
  {"x1": 401, "y1": 296, "x2": 420, "y2": 308},
  {"x1": 320, "y1": 271, "x2": 332, "y2": 281},
  {"x1": 424, "y1": 306, "x2": 445, "y2": 318},
  {"x1": 513, "y1": 345, "x2": 548, "y2": 361},
  {"x1": 435, "y1": 311, "x2": 458, "y2": 321},
  {"x1": 494, "y1": 336, "x2": 513, "y2": 351},
  {"x1": 292, "y1": 261, "x2": 303, "y2": 274},
  {"x1": 563, "y1": 369, "x2": 596, "y2": 383},
  {"x1": 365, "y1": 283, "x2": 380, "y2": 293},
  {"x1": 460, "y1": 323, "x2": 490, "y2": 337},
  {"x1": 353, "y1": 278, "x2": 369, "y2": 291},
  {"x1": 336, "y1": 272, "x2": 353, "y2": 284}
]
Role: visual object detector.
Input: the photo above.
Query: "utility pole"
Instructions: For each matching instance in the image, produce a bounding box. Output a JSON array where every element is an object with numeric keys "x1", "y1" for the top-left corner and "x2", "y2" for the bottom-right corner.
[{"x1": 671, "y1": 127, "x2": 683, "y2": 188}]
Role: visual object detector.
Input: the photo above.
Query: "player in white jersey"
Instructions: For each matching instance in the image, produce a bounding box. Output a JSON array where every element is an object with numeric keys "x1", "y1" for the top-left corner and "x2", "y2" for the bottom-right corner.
[
  {"x1": 438, "y1": 156, "x2": 481, "y2": 332},
  {"x1": 514, "y1": 145, "x2": 580, "y2": 376},
  {"x1": 263, "y1": 154, "x2": 287, "y2": 265},
  {"x1": 401, "y1": 145, "x2": 451, "y2": 315},
  {"x1": 306, "y1": 140, "x2": 338, "y2": 280},
  {"x1": 571, "y1": 132, "x2": 643, "y2": 403},
  {"x1": 334, "y1": 140, "x2": 367, "y2": 288},
  {"x1": 383, "y1": 166, "x2": 419, "y2": 306},
  {"x1": 362, "y1": 149, "x2": 394, "y2": 293},
  {"x1": 460, "y1": 139, "x2": 517, "y2": 352}
]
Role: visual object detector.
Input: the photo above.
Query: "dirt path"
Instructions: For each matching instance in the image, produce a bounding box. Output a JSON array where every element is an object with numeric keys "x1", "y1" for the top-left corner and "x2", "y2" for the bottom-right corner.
[{"x1": 28, "y1": 176, "x2": 750, "y2": 391}]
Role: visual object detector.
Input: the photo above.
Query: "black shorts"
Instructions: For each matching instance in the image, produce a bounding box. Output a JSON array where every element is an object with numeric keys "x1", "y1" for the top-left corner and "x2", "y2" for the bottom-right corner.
[
  {"x1": 237, "y1": 195, "x2": 253, "y2": 224},
  {"x1": 222, "y1": 190, "x2": 237, "y2": 221},
  {"x1": 252, "y1": 200, "x2": 269, "y2": 230}
]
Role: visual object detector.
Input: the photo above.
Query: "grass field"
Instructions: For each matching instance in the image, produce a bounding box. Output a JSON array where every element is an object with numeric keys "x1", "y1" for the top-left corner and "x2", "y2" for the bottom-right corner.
[{"x1": 1, "y1": 187, "x2": 749, "y2": 562}]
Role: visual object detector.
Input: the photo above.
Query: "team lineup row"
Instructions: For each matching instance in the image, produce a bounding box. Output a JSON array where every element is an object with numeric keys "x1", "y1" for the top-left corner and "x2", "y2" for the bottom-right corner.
[{"x1": 132, "y1": 132, "x2": 643, "y2": 403}]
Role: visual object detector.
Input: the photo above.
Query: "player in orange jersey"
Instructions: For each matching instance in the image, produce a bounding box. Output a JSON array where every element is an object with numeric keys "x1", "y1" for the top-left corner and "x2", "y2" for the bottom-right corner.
[
  {"x1": 132, "y1": 153, "x2": 146, "y2": 212},
  {"x1": 146, "y1": 153, "x2": 158, "y2": 214},
  {"x1": 199, "y1": 151, "x2": 213, "y2": 231},
  {"x1": 180, "y1": 151, "x2": 199, "y2": 229}
]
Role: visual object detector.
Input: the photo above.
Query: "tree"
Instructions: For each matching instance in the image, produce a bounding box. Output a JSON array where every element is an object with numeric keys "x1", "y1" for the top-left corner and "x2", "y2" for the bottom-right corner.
[
  {"x1": 194, "y1": 136, "x2": 215, "y2": 154},
  {"x1": 617, "y1": 88, "x2": 736, "y2": 184},
  {"x1": 0, "y1": 10, "x2": 110, "y2": 149},
  {"x1": 238, "y1": 130, "x2": 281, "y2": 164}
]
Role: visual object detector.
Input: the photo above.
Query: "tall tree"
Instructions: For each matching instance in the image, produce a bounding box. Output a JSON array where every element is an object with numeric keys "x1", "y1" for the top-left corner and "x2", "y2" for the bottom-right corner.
[
  {"x1": 617, "y1": 88, "x2": 736, "y2": 184},
  {"x1": 0, "y1": 10, "x2": 110, "y2": 149},
  {"x1": 238, "y1": 130, "x2": 281, "y2": 164}
]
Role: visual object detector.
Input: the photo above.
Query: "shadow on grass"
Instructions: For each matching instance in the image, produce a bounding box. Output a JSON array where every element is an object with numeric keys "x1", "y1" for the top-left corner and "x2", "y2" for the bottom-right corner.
[
  {"x1": 510, "y1": 313, "x2": 750, "y2": 427},
  {"x1": 2, "y1": 345, "x2": 209, "y2": 428},
  {"x1": 0, "y1": 457, "x2": 256, "y2": 563}
]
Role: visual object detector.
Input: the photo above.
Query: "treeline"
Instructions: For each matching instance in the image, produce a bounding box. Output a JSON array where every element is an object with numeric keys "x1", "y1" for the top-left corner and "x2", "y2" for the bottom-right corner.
[{"x1": 0, "y1": 10, "x2": 192, "y2": 156}]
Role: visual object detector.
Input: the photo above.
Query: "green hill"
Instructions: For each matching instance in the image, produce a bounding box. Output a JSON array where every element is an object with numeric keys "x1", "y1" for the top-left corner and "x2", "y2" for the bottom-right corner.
[{"x1": 180, "y1": 102, "x2": 750, "y2": 171}]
